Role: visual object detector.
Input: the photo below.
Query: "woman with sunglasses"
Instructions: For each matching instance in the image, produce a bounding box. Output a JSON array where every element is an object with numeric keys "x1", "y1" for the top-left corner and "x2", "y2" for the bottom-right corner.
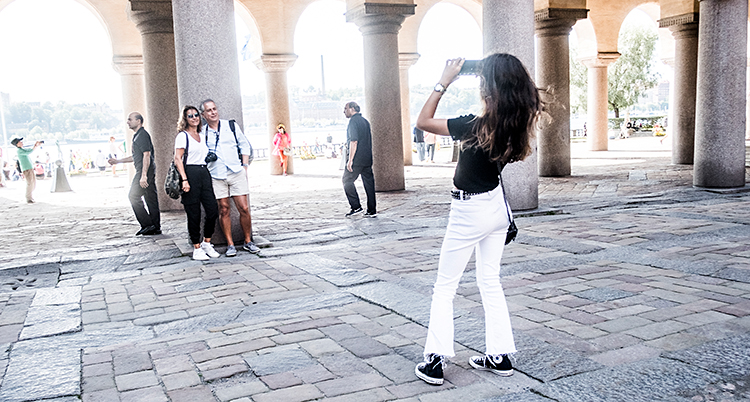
[
  {"x1": 173, "y1": 105, "x2": 221, "y2": 261},
  {"x1": 414, "y1": 54, "x2": 544, "y2": 385}
]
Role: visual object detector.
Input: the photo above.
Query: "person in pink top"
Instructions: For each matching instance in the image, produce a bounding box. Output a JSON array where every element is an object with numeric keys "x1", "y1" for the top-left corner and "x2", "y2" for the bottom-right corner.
[{"x1": 272, "y1": 123, "x2": 291, "y2": 175}]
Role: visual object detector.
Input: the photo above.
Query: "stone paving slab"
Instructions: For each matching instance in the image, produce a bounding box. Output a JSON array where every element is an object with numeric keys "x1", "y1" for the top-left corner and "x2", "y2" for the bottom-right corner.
[{"x1": 0, "y1": 140, "x2": 748, "y2": 401}]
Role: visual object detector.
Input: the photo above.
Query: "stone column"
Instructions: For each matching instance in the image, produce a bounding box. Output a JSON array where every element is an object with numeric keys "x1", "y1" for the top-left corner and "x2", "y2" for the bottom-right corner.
[
  {"x1": 535, "y1": 9, "x2": 587, "y2": 177},
  {"x1": 582, "y1": 53, "x2": 619, "y2": 152},
  {"x1": 694, "y1": 0, "x2": 747, "y2": 188},
  {"x1": 660, "y1": 14, "x2": 699, "y2": 164},
  {"x1": 484, "y1": 0, "x2": 537, "y2": 210},
  {"x1": 112, "y1": 55, "x2": 146, "y2": 180},
  {"x1": 254, "y1": 54, "x2": 297, "y2": 176},
  {"x1": 347, "y1": 3, "x2": 415, "y2": 192},
  {"x1": 399, "y1": 53, "x2": 419, "y2": 166},
  {"x1": 128, "y1": 1, "x2": 181, "y2": 211},
  {"x1": 172, "y1": 0, "x2": 243, "y2": 124},
  {"x1": 746, "y1": 65, "x2": 750, "y2": 140}
]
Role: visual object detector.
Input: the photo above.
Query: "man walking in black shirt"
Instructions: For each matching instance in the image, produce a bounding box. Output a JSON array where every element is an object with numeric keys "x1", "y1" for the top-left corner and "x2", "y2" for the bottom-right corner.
[
  {"x1": 342, "y1": 102, "x2": 376, "y2": 218},
  {"x1": 109, "y1": 112, "x2": 161, "y2": 235}
]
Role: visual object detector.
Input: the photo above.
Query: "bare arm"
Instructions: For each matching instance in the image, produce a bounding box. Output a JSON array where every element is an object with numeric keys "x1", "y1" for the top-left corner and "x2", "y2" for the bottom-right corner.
[
  {"x1": 416, "y1": 58, "x2": 464, "y2": 136},
  {"x1": 139, "y1": 151, "x2": 151, "y2": 188},
  {"x1": 347, "y1": 141, "x2": 358, "y2": 172},
  {"x1": 174, "y1": 148, "x2": 190, "y2": 193},
  {"x1": 109, "y1": 155, "x2": 133, "y2": 165}
]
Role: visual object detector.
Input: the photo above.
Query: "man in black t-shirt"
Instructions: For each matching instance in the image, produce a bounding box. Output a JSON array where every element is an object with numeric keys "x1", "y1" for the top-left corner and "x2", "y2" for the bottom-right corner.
[
  {"x1": 109, "y1": 112, "x2": 161, "y2": 235},
  {"x1": 342, "y1": 102, "x2": 376, "y2": 217}
]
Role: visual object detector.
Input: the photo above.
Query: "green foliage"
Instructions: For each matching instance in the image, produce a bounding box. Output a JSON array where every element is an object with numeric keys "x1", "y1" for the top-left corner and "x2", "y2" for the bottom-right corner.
[
  {"x1": 569, "y1": 26, "x2": 660, "y2": 117},
  {"x1": 410, "y1": 84, "x2": 481, "y2": 119},
  {"x1": 607, "y1": 26, "x2": 660, "y2": 117},
  {"x1": 569, "y1": 46, "x2": 588, "y2": 114},
  {"x1": 7, "y1": 101, "x2": 121, "y2": 138},
  {"x1": 325, "y1": 87, "x2": 365, "y2": 102}
]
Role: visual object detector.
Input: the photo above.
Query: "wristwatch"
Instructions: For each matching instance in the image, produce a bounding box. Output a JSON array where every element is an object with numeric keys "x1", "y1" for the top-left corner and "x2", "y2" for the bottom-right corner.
[{"x1": 434, "y1": 83, "x2": 447, "y2": 94}]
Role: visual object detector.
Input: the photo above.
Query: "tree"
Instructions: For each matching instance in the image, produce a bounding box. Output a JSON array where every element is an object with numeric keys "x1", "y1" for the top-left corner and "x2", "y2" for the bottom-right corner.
[
  {"x1": 607, "y1": 26, "x2": 659, "y2": 118},
  {"x1": 569, "y1": 46, "x2": 588, "y2": 114},
  {"x1": 569, "y1": 26, "x2": 659, "y2": 117}
]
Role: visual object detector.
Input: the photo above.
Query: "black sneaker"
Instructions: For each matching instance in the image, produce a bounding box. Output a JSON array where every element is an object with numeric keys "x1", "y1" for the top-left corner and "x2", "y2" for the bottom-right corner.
[
  {"x1": 469, "y1": 354, "x2": 513, "y2": 377},
  {"x1": 363, "y1": 211, "x2": 377, "y2": 218},
  {"x1": 345, "y1": 207, "x2": 363, "y2": 217},
  {"x1": 415, "y1": 354, "x2": 444, "y2": 385}
]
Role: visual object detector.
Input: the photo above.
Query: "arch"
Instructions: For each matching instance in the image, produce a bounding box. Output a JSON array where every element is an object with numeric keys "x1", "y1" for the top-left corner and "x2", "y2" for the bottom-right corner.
[
  {"x1": 587, "y1": 0, "x2": 658, "y2": 53},
  {"x1": 236, "y1": 0, "x2": 315, "y2": 55},
  {"x1": 0, "y1": 0, "x2": 142, "y2": 60},
  {"x1": 400, "y1": 0, "x2": 481, "y2": 54}
]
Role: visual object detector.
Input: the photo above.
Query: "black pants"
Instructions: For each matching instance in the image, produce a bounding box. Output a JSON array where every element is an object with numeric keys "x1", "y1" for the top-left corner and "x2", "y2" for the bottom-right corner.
[
  {"x1": 343, "y1": 165, "x2": 376, "y2": 213},
  {"x1": 128, "y1": 170, "x2": 160, "y2": 230},
  {"x1": 181, "y1": 165, "x2": 219, "y2": 245}
]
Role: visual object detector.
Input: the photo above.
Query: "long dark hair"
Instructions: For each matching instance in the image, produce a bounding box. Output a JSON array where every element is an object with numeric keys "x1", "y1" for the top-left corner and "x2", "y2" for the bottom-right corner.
[
  {"x1": 464, "y1": 53, "x2": 542, "y2": 164},
  {"x1": 177, "y1": 105, "x2": 202, "y2": 133}
]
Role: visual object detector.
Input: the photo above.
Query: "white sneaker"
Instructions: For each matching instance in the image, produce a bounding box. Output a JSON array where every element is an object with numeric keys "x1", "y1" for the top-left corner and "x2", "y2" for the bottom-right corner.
[
  {"x1": 201, "y1": 242, "x2": 220, "y2": 258},
  {"x1": 192, "y1": 248, "x2": 209, "y2": 261}
]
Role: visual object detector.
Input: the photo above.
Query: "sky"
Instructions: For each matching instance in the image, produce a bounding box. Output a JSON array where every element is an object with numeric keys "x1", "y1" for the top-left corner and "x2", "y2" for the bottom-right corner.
[{"x1": 0, "y1": 0, "x2": 664, "y2": 110}]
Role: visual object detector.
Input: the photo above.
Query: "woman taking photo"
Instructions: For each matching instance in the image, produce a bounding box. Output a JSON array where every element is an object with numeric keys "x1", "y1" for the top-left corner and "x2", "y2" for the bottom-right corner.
[
  {"x1": 272, "y1": 123, "x2": 291, "y2": 175},
  {"x1": 173, "y1": 105, "x2": 221, "y2": 261},
  {"x1": 414, "y1": 54, "x2": 543, "y2": 385}
]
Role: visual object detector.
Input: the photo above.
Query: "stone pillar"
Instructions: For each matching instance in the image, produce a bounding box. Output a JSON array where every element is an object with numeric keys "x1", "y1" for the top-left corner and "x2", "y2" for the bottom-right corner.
[
  {"x1": 112, "y1": 55, "x2": 146, "y2": 180},
  {"x1": 172, "y1": 0, "x2": 242, "y2": 124},
  {"x1": 535, "y1": 9, "x2": 587, "y2": 177},
  {"x1": 347, "y1": 3, "x2": 415, "y2": 192},
  {"x1": 171, "y1": 0, "x2": 253, "y2": 245},
  {"x1": 484, "y1": 0, "x2": 537, "y2": 210},
  {"x1": 746, "y1": 65, "x2": 750, "y2": 140},
  {"x1": 399, "y1": 53, "x2": 419, "y2": 166},
  {"x1": 694, "y1": 0, "x2": 747, "y2": 188},
  {"x1": 582, "y1": 53, "x2": 619, "y2": 152},
  {"x1": 128, "y1": 1, "x2": 181, "y2": 211},
  {"x1": 660, "y1": 14, "x2": 699, "y2": 164},
  {"x1": 254, "y1": 54, "x2": 297, "y2": 176}
]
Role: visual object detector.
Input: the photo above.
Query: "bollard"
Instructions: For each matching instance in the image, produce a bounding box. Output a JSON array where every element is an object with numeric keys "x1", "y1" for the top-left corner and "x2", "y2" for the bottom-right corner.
[{"x1": 50, "y1": 160, "x2": 72, "y2": 192}]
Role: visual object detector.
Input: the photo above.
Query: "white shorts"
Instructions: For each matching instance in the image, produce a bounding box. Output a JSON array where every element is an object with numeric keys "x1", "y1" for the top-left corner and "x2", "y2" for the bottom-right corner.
[{"x1": 212, "y1": 170, "x2": 249, "y2": 199}]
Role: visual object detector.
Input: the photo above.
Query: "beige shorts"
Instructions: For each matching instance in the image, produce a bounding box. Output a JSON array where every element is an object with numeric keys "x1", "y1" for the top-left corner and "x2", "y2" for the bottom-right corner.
[{"x1": 212, "y1": 170, "x2": 249, "y2": 199}]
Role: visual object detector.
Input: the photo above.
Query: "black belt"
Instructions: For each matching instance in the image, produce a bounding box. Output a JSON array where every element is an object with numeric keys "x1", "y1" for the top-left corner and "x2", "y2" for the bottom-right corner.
[{"x1": 450, "y1": 189, "x2": 486, "y2": 200}]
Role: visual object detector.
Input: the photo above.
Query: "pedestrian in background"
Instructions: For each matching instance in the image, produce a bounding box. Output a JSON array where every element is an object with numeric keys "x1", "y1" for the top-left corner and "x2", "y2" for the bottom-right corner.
[
  {"x1": 273, "y1": 124, "x2": 291, "y2": 176},
  {"x1": 109, "y1": 112, "x2": 161, "y2": 236},
  {"x1": 424, "y1": 131, "x2": 437, "y2": 163},
  {"x1": 413, "y1": 126, "x2": 426, "y2": 162},
  {"x1": 11, "y1": 137, "x2": 42, "y2": 203},
  {"x1": 414, "y1": 54, "x2": 544, "y2": 385},
  {"x1": 342, "y1": 101, "x2": 376, "y2": 218}
]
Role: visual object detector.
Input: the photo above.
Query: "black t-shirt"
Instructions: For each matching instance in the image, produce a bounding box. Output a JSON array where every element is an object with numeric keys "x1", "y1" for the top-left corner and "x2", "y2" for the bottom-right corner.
[
  {"x1": 447, "y1": 114, "x2": 500, "y2": 193},
  {"x1": 132, "y1": 127, "x2": 155, "y2": 174},
  {"x1": 347, "y1": 113, "x2": 373, "y2": 167}
]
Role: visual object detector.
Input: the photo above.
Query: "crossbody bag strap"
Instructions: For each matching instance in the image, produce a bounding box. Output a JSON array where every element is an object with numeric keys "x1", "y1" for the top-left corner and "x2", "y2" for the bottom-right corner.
[
  {"x1": 183, "y1": 131, "x2": 189, "y2": 167},
  {"x1": 497, "y1": 162, "x2": 513, "y2": 224}
]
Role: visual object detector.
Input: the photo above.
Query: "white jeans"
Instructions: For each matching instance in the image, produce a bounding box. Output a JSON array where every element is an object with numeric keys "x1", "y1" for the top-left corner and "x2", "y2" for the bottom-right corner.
[{"x1": 424, "y1": 185, "x2": 516, "y2": 358}]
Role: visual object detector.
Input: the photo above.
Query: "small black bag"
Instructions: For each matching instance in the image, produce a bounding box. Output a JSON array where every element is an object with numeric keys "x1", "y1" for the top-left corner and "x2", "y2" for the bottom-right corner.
[
  {"x1": 498, "y1": 163, "x2": 518, "y2": 245},
  {"x1": 506, "y1": 220, "x2": 518, "y2": 245}
]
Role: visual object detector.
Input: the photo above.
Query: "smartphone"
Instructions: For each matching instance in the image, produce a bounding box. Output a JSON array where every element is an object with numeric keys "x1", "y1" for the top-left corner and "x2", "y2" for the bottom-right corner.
[{"x1": 459, "y1": 60, "x2": 482, "y2": 75}]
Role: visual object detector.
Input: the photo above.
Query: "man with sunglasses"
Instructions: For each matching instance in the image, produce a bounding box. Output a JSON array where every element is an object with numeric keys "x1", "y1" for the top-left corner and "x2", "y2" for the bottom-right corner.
[
  {"x1": 109, "y1": 112, "x2": 161, "y2": 236},
  {"x1": 200, "y1": 99, "x2": 259, "y2": 257}
]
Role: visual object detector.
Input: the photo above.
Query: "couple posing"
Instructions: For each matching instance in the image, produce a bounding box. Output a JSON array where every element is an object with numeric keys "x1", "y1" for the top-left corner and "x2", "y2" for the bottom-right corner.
[{"x1": 172, "y1": 100, "x2": 260, "y2": 260}]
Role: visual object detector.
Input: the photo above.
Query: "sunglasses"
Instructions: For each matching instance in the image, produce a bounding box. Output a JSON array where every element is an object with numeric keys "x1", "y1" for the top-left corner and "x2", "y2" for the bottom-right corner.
[{"x1": 187, "y1": 113, "x2": 200, "y2": 118}]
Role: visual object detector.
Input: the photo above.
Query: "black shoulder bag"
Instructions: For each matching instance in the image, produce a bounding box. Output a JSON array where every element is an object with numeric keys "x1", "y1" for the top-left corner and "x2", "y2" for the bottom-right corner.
[
  {"x1": 498, "y1": 163, "x2": 518, "y2": 245},
  {"x1": 165, "y1": 132, "x2": 189, "y2": 200}
]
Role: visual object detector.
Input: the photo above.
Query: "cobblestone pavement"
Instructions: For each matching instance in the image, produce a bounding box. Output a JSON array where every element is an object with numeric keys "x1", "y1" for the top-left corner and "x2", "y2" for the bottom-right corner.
[{"x1": 0, "y1": 137, "x2": 749, "y2": 402}]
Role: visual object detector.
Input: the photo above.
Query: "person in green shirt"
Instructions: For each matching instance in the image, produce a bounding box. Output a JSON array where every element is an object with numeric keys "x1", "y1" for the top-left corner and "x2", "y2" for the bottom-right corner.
[{"x1": 11, "y1": 137, "x2": 42, "y2": 203}]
